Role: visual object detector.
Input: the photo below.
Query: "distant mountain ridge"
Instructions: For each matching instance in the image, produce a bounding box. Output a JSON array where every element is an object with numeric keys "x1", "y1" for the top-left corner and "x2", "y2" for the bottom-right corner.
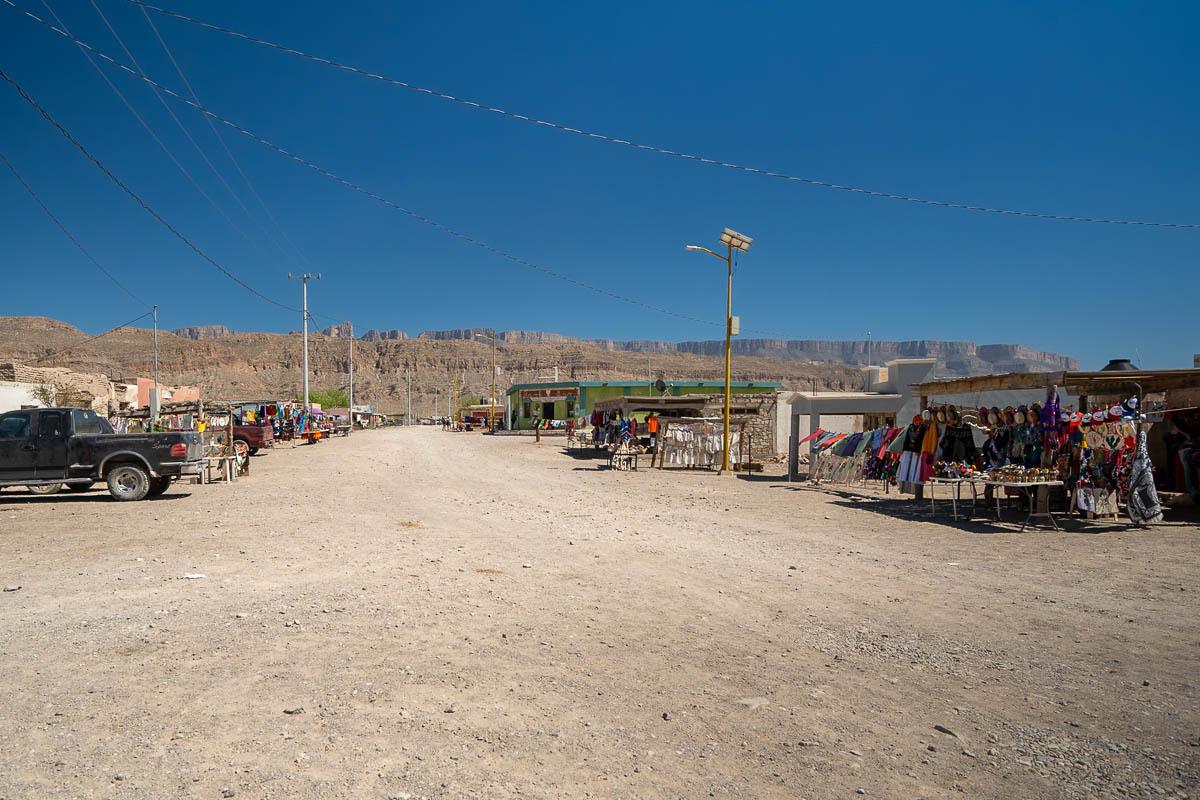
[
  {"x1": 170, "y1": 323, "x2": 1077, "y2": 377},
  {"x1": 411, "y1": 329, "x2": 1078, "y2": 376}
]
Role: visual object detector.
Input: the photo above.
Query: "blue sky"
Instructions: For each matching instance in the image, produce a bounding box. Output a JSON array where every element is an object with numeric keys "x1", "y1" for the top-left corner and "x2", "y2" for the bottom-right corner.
[{"x1": 0, "y1": 0, "x2": 1196, "y2": 368}]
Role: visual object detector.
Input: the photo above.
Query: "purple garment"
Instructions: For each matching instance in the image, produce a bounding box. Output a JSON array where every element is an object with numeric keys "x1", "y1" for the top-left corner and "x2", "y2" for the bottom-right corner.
[{"x1": 839, "y1": 433, "x2": 863, "y2": 457}]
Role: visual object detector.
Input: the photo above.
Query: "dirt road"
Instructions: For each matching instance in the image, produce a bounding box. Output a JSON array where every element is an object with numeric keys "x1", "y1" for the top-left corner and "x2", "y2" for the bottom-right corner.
[{"x1": 1, "y1": 428, "x2": 1196, "y2": 799}]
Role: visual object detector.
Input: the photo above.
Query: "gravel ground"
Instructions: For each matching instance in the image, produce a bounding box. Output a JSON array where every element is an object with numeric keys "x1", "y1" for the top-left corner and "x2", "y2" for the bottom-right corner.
[{"x1": 0, "y1": 427, "x2": 1196, "y2": 799}]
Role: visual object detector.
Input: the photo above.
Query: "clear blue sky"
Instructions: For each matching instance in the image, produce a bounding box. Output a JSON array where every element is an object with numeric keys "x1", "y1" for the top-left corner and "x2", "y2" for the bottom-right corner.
[{"x1": 1, "y1": 0, "x2": 1196, "y2": 368}]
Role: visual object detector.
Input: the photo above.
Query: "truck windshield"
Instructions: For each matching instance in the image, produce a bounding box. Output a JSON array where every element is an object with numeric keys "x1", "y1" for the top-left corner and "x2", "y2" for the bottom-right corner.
[{"x1": 71, "y1": 409, "x2": 114, "y2": 435}]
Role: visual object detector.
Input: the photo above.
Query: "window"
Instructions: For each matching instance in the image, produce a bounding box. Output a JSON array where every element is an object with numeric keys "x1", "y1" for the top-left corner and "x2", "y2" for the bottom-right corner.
[
  {"x1": 39, "y1": 411, "x2": 66, "y2": 439},
  {"x1": 71, "y1": 409, "x2": 113, "y2": 435},
  {"x1": 0, "y1": 413, "x2": 32, "y2": 440},
  {"x1": 565, "y1": 398, "x2": 576, "y2": 418},
  {"x1": 522, "y1": 401, "x2": 531, "y2": 419}
]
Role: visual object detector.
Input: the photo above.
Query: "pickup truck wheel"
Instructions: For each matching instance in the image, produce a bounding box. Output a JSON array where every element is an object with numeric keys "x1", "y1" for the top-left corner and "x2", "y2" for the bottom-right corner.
[
  {"x1": 66, "y1": 481, "x2": 95, "y2": 493},
  {"x1": 27, "y1": 483, "x2": 63, "y2": 495},
  {"x1": 249, "y1": 447, "x2": 260, "y2": 456},
  {"x1": 107, "y1": 464, "x2": 150, "y2": 502},
  {"x1": 147, "y1": 476, "x2": 172, "y2": 497}
]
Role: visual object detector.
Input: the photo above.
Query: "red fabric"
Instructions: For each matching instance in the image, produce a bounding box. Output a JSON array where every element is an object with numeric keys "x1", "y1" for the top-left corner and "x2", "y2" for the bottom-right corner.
[
  {"x1": 876, "y1": 427, "x2": 901, "y2": 458},
  {"x1": 919, "y1": 452, "x2": 936, "y2": 483},
  {"x1": 799, "y1": 428, "x2": 825, "y2": 445}
]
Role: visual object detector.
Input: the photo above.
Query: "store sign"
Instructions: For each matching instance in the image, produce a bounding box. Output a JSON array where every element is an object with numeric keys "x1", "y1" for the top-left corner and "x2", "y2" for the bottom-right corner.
[{"x1": 519, "y1": 388, "x2": 578, "y2": 402}]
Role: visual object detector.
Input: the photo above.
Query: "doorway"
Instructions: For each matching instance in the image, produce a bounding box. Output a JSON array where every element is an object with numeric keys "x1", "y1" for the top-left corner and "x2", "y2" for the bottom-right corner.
[{"x1": 542, "y1": 401, "x2": 555, "y2": 420}]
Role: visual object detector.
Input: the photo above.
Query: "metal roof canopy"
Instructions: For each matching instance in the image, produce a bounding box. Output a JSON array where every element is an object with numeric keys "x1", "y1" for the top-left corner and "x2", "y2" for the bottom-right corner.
[
  {"x1": 914, "y1": 368, "x2": 1200, "y2": 397},
  {"x1": 592, "y1": 393, "x2": 773, "y2": 417}
]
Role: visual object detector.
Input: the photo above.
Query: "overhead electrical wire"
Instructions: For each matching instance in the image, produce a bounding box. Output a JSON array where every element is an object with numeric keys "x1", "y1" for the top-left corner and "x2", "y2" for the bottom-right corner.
[
  {"x1": 0, "y1": 148, "x2": 148, "y2": 308},
  {"x1": 0, "y1": 66, "x2": 300, "y2": 313},
  {"x1": 35, "y1": 0, "x2": 268, "y2": 260},
  {"x1": 124, "y1": 0, "x2": 1200, "y2": 231},
  {"x1": 0, "y1": 6, "x2": 728, "y2": 331},
  {"x1": 136, "y1": 1, "x2": 317, "y2": 273},
  {"x1": 87, "y1": 0, "x2": 303, "y2": 271},
  {"x1": 31, "y1": 309, "x2": 152, "y2": 364}
]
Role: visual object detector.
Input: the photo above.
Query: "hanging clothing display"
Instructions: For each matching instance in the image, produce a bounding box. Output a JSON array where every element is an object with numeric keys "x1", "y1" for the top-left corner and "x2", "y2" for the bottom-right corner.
[
  {"x1": 661, "y1": 422, "x2": 739, "y2": 468},
  {"x1": 1127, "y1": 431, "x2": 1163, "y2": 525}
]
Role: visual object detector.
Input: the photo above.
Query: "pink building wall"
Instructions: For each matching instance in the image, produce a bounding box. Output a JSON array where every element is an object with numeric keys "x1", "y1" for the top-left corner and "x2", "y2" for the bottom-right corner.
[{"x1": 135, "y1": 377, "x2": 200, "y2": 407}]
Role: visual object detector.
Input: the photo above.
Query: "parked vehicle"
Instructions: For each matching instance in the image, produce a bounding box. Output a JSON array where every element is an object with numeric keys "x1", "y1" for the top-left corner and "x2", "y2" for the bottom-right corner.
[
  {"x1": 0, "y1": 407, "x2": 205, "y2": 501},
  {"x1": 231, "y1": 421, "x2": 274, "y2": 455}
]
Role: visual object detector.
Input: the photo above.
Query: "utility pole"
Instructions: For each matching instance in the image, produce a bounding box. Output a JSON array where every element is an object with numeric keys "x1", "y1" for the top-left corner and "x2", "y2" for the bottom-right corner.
[
  {"x1": 151, "y1": 304, "x2": 159, "y2": 425},
  {"x1": 288, "y1": 273, "x2": 321, "y2": 409},
  {"x1": 867, "y1": 331, "x2": 872, "y2": 369},
  {"x1": 347, "y1": 322, "x2": 354, "y2": 436},
  {"x1": 490, "y1": 329, "x2": 497, "y2": 432},
  {"x1": 406, "y1": 371, "x2": 412, "y2": 425}
]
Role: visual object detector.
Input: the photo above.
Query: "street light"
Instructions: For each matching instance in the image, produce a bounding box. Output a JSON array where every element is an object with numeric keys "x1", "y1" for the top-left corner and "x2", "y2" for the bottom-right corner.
[
  {"x1": 686, "y1": 228, "x2": 753, "y2": 473},
  {"x1": 475, "y1": 329, "x2": 498, "y2": 432}
]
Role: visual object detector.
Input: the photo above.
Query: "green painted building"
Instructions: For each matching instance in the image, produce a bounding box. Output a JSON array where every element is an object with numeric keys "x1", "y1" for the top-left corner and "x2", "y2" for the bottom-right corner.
[{"x1": 504, "y1": 380, "x2": 781, "y2": 430}]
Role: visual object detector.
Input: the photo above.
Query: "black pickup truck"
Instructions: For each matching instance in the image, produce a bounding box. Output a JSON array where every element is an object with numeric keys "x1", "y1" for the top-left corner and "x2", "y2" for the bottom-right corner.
[{"x1": 0, "y1": 407, "x2": 205, "y2": 501}]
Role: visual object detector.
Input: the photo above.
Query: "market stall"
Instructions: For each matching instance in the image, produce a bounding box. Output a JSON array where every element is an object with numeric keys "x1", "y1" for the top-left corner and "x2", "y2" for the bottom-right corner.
[
  {"x1": 589, "y1": 394, "x2": 774, "y2": 470},
  {"x1": 914, "y1": 366, "x2": 1200, "y2": 527},
  {"x1": 114, "y1": 399, "x2": 248, "y2": 482}
]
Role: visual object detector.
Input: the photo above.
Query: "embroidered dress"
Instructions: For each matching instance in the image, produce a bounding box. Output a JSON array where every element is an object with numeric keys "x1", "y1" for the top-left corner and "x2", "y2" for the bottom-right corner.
[{"x1": 1127, "y1": 431, "x2": 1163, "y2": 526}]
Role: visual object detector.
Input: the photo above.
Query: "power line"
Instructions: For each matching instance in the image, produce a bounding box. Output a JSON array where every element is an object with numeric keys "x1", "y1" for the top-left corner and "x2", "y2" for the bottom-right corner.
[
  {"x1": 136, "y1": 1, "x2": 316, "y2": 273},
  {"x1": 128, "y1": 0, "x2": 1200, "y2": 231},
  {"x1": 0, "y1": 148, "x2": 148, "y2": 307},
  {"x1": 32, "y1": 310, "x2": 152, "y2": 364},
  {"x1": 0, "y1": 7, "x2": 724, "y2": 330},
  {"x1": 36, "y1": 0, "x2": 263, "y2": 256},
  {"x1": 88, "y1": 0, "x2": 297, "y2": 268},
  {"x1": 0, "y1": 66, "x2": 299, "y2": 312}
]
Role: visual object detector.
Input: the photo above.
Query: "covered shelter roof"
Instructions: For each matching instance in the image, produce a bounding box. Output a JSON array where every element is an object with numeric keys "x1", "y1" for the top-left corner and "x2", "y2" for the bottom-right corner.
[
  {"x1": 914, "y1": 368, "x2": 1200, "y2": 398},
  {"x1": 788, "y1": 391, "x2": 905, "y2": 415},
  {"x1": 114, "y1": 398, "x2": 235, "y2": 418},
  {"x1": 592, "y1": 393, "x2": 773, "y2": 419}
]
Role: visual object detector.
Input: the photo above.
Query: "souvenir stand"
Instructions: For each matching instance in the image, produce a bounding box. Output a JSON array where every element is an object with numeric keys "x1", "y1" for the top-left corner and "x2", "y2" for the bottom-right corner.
[
  {"x1": 656, "y1": 417, "x2": 744, "y2": 471},
  {"x1": 114, "y1": 399, "x2": 247, "y2": 483},
  {"x1": 589, "y1": 395, "x2": 765, "y2": 472},
  {"x1": 802, "y1": 425, "x2": 906, "y2": 491},
  {"x1": 915, "y1": 366, "x2": 1200, "y2": 528}
]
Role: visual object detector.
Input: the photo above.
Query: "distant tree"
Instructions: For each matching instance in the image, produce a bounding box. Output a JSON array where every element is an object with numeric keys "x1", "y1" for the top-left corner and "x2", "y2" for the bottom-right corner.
[
  {"x1": 31, "y1": 382, "x2": 57, "y2": 406},
  {"x1": 301, "y1": 388, "x2": 350, "y2": 409}
]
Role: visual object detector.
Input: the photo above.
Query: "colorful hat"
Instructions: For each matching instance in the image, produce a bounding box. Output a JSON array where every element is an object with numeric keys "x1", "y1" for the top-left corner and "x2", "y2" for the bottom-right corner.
[
  {"x1": 1081, "y1": 412, "x2": 1092, "y2": 425},
  {"x1": 1014, "y1": 405, "x2": 1027, "y2": 424},
  {"x1": 1108, "y1": 405, "x2": 1123, "y2": 421}
]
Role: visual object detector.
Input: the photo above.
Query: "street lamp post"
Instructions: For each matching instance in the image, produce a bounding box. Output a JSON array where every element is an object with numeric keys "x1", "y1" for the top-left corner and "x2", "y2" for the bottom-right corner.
[{"x1": 686, "y1": 228, "x2": 753, "y2": 473}]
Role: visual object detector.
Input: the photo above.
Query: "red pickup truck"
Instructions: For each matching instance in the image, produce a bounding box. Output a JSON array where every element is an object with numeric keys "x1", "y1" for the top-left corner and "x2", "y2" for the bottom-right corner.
[{"x1": 232, "y1": 423, "x2": 274, "y2": 455}]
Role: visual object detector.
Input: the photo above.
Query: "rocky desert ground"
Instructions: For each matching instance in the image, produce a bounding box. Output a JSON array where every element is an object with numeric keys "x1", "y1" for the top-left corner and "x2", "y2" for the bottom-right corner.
[{"x1": 1, "y1": 427, "x2": 1196, "y2": 799}]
